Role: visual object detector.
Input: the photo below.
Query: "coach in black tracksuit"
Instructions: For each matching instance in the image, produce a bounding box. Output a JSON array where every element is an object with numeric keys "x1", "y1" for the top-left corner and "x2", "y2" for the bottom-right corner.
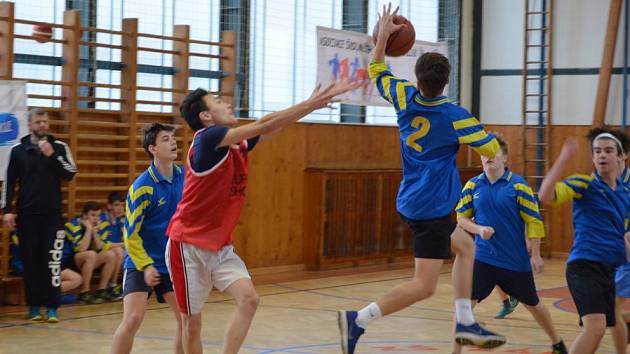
[{"x1": 2, "y1": 108, "x2": 76, "y2": 319}]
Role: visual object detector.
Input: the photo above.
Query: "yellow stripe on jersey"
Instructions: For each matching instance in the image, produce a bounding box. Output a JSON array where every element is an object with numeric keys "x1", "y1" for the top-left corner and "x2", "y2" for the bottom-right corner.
[
  {"x1": 129, "y1": 185, "x2": 153, "y2": 203},
  {"x1": 553, "y1": 182, "x2": 581, "y2": 205},
  {"x1": 453, "y1": 117, "x2": 482, "y2": 130},
  {"x1": 455, "y1": 181, "x2": 476, "y2": 219},
  {"x1": 124, "y1": 221, "x2": 154, "y2": 271},
  {"x1": 552, "y1": 174, "x2": 593, "y2": 205},
  {"x1": 65, "y1": 222, "x2": 81, "y2": 234},
  {"x1": 414, "y1": 96, "x2": 449, "y2": 106},
  {"x1": 471, "y1": 139, "x2": 500, "y2": 158},
  {"x1": 126, "y1": 200, "x2": 151, "y2": 228},
  {"x1": 368, "y1": 62, "x2": 388, "y2": 81},
  {"x1": 458, "y1": 130, "x2": 489, "y2": 144},
  {"x1": 396, "y1": 82, "x2": 414, "y2": 111},
  {"x1": 566, "y1": 179, "x2": 589, "y2": 189},
  {"x1": 521, "y1": 214, "x2": 545, "y2": 239},
  {"x1": 381, "y1": 76, "x2": 394, "y2": 105}
]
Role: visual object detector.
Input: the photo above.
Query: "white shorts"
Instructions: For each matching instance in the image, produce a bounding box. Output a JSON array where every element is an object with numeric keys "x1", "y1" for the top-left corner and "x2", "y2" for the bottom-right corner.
[{"x1": 166, "y1": 239, "x2": 251, "y2": 315}]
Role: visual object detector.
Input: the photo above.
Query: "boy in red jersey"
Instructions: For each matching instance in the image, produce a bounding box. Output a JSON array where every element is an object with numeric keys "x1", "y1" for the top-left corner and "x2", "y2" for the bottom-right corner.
[{"x1": 167, "y1": 81, "x2": 361, "y2": 354}]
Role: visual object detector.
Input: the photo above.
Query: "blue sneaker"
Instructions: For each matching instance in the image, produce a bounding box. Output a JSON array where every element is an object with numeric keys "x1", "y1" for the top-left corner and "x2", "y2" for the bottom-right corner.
[
  {"x1": 338, "y1": 311, "x2": 365, "y2": 354},
  {"x1": 495, "y1": 297, "x2": 519, "y2": 319},
  {"x1": 28, "y1": 306, "x2": 43, "y2": 321},
  {"x1": 46, "y1": 307, "x2": 59, "y2": 323},
  {"x1": 455, "y1": 322, "x2": 506, "y2": 349}
]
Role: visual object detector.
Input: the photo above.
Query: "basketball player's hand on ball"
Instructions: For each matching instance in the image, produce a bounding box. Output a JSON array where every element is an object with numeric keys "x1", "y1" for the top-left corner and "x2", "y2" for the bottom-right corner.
[
  {"x1": 477, "y1": 225, "x2": 495, "y2": 240},
  {"x1": 530, "y1": 255, "x2": 544, "y2": 274},
  {"x1": 377, "y1": 3, "x2": 403, "y2": 39},
  {"x1": 144, "y1": 266, "x2": 160, "y2": 286},
  {"x1": 38, "y1": 140, "x2": 54, "y2": 157}
]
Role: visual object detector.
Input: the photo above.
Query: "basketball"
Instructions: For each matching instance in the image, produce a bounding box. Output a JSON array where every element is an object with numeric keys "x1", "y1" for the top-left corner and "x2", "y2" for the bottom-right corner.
[
  {"x1": 372, "y1": 15, "x2": 415, "y2": 57},
  {"x1": 32, "y1": 24, "x2": 53, "y2": 43}
]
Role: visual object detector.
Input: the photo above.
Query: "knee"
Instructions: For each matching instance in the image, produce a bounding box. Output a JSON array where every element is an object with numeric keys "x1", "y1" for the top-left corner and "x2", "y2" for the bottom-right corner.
[
  {"x1": 411, "y1": 281, "x2": 436, "y2": 300},
  {"x1": 237, "y1": 291, "x2": 260, "y2": 313},
  {"x1": 124, "y1": 312, "x2": 144, "y2": 332},
  {"x1": 183, "y1": 316, "x2": 201, "y2": 336},
  {"x1": 584, "y1": 321, "x2": 607, "y2": 338}
]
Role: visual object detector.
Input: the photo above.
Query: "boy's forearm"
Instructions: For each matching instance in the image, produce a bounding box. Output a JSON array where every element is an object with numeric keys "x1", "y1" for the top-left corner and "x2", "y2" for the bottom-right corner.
[
  {"x1": 457, "y1": 217, "x2": 480, "y2": 235},
  {"x1": 373, "y1": 33, "x2": 389, "y2": 63},
  {"x1": 529, "y1": 238, "x2": 541, "y2": 257}
]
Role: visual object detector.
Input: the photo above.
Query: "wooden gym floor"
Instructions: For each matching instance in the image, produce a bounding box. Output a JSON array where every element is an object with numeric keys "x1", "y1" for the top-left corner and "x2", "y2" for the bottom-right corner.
[{"x1": 0, "y1": 258, "x2": 621, "y2": 353}]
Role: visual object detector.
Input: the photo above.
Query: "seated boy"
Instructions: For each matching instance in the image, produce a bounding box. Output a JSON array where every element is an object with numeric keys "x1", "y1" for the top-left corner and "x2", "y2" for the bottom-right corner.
[
  {"x1": 63, "y1": 201, "x2": 120, "y2": 303},
  {"x1": 98, "y1": 191, "x2": 126, "y2": 296}
]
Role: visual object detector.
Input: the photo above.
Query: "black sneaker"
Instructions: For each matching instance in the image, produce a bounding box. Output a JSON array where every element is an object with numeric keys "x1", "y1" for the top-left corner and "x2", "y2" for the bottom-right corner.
[
  {"x1": 108, "y1": 285, "x2": 123, "y2": 301},
  {"x1": 95, "y1": 289, "x2": 115, "y2": 302},
  {"x1": 552, "y1": 340, "x2": 568, "y2": 354},
  {"x1": 78, "y1": 292, "x2": 104, "y2": 305}
]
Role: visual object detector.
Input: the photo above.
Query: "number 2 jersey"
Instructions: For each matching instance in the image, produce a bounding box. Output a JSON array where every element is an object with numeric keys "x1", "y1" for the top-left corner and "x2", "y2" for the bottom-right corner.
[{"x1": 369, "y1": 61, "x2": 500, "y2": 220}]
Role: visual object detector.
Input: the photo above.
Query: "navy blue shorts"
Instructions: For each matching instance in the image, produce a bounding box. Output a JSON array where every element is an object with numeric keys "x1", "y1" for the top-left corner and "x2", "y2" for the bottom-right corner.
[
  {"x1": 472, "y1": 260, "x2": 540, "y2": 306},
  {"x1": 122, "y1": 268, "x2": 173, "y2": 303},
  {"x1": 61, "y1": 256, "x2": 78, "y2": 271}
]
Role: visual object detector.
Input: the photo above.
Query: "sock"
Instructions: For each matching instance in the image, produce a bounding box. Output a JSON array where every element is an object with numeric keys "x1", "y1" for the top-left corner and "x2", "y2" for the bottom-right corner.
[
  {"x1": 355, "y1": 302, "x2": 382, "y2": 329},
  {"x1": 455, "y1": 299, "x2": 475, "y2": 325}
]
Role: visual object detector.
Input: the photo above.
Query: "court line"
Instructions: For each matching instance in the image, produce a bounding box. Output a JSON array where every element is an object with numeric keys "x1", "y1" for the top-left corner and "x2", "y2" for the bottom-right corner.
[{"x1": 255, "y1": 338, "x2": 617, "y2": 354}]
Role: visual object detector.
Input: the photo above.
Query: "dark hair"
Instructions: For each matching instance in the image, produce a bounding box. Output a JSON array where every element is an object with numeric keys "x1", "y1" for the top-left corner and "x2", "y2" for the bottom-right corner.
[
  {"x1": 107, "y1": 191, "x2": 126, "y2": 204},
  {"x1": 414, "y1": 52, "x2": 451, "y2": 98},
  {"x1": 82, "y1": 201, "x2": 101, "y2": 215},
  {"x1": 142, "y1": 123, "x2": 176, "y2": 159},
  {"x1": 611, "y1": 129, "x2": 629, "y2": 155},
  {"x1": 586, "y1": 127, "x2": 624, "y2": 156},
  {"x1": 180, "y1": 88, "x2": 208, "y2": 131},
  {"x1": 493, "y1": 133, "x2": 508, "y2": 155}
]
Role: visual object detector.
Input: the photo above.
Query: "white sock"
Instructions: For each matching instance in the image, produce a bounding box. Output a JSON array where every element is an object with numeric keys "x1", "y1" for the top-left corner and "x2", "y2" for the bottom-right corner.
[
  {"x1": 455, "y1": 298, "x2": 475, "y2": 325},
  {"x1": 355, "y1": 302, "x2": 382, "y2": 329}
]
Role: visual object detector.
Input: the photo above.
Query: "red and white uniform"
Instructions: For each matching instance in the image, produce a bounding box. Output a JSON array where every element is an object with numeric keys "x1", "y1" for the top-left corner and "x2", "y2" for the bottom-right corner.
[{"x1": 166, "y1": 126, "x2": 258, "y2": 315}]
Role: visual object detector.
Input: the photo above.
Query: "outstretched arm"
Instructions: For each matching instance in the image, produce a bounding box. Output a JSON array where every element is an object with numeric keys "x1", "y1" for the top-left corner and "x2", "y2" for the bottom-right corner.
[
  {"x1": 217, "y1": 80, "x2": 362, "y2": 147},
  {"x1": 373, "y1": 3, "x2": 403, "y2": 63},
  {"x1": 538, "y1": 137, "x2": 578, "y2": 204}
]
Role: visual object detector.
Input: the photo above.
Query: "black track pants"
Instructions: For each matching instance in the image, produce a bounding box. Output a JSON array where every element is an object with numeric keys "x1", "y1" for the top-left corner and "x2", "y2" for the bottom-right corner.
[{"x1": 17, "y1": 213, "x2": 64, "y2": 308}]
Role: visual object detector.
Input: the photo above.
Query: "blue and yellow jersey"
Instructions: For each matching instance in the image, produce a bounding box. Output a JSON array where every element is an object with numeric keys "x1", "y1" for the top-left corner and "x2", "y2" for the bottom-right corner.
[
  {"x1": 552, "y1": 173, "x2": 630, "y2": 267},
  {"x1": 369, "y1": 62, "x2": 500, "y2": 220},
  {"x1": 622, "y1": 166, "x2": 630, "y2": 187},
  {"x1": 124, "y1": 162, "x2": 184, "y2": 273},
  {"x1": 64, "y1": 217, "x2": 112, "y2": 253},
  {"x1": 455, "y1": 170, "x2": 544, "y2": 272},
  {"x1": 98, "y1": 213, "x2": 124, "y2": 244}
]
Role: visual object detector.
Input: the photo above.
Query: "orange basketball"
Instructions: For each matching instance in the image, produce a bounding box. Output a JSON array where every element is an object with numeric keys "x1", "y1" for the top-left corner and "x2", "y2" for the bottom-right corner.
[
  {"x1": 372, "y1": 15, "x2": 415, "y2": 57},
  {"x1": 32, "y1": 24, "x2": 53, "y2": 43}
]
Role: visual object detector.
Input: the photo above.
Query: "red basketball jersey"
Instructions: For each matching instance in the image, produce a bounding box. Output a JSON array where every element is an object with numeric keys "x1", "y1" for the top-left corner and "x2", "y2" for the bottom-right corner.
[{"x1": 167, "y1": 137, "x2": 250, "y2": 252}]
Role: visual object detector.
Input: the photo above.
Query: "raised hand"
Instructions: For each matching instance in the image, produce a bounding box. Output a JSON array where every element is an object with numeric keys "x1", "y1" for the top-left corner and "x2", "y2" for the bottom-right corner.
[
  {"x1": 377, "y1": 3, "x2": 403, "y2": 40},
  {"x1": 559, "y1": 137, "x2": 578, "y2": 160},
  {"x1": 307, "y1": 80, "x2": 367, "y2": 109}
]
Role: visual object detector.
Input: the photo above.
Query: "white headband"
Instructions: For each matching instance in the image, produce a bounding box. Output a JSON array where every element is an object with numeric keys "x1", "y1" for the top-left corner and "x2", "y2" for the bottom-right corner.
[{"x1": 594, "y1": 132, "x2": 625, "y2": 154}]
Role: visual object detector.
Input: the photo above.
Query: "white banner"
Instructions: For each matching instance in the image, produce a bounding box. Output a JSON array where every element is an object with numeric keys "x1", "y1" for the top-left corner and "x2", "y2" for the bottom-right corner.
[
  {"x1": 0, "y1": 81, "x2": 27, "y2": 180},
  {"x1": 316, "y1": 26, "x2": 448, "y2": 106}
]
